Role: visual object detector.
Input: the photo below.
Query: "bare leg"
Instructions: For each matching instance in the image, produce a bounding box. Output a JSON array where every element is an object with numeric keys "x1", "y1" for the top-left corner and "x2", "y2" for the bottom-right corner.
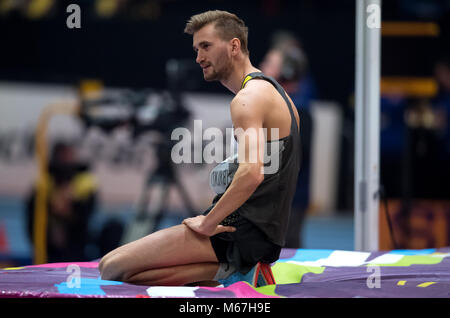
[
  {"x1": 99, "y1": 224, "x2": 219, "y2": 283},
  {"x1": 125, "y1": 262, "x2": 219, "y2": 286}
]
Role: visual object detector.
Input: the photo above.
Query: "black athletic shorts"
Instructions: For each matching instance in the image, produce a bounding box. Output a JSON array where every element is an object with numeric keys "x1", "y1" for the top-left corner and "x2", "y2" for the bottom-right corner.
[{"x1": 204, "y1": 208, "x2": 282, "y2": 274}]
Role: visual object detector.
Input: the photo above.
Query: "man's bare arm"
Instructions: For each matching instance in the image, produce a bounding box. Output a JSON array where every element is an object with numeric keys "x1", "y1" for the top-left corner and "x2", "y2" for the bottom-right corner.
[{"x1": 183, "y1": 89, "x2": 267, "y2": 236}]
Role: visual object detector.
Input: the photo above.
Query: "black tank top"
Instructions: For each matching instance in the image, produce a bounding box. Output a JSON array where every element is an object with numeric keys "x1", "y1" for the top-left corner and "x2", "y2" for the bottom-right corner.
[{"x1": 208, "y1": 72, "x2": 301, "y2": 246}]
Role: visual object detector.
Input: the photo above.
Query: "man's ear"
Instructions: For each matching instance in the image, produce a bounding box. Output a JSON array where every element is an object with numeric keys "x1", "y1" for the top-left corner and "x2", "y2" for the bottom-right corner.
[{"x1": 230, "y1": 38, "x2": 241, "y2": 55}]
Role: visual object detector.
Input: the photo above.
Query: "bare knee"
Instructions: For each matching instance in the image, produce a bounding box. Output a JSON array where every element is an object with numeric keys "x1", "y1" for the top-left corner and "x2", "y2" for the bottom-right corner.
[
  {"x1": 98, "y1": 253, "x2": 119, "y2": 281},
  {"x1": 99, "y1": 252, "x2": 129, "y2": 282}
]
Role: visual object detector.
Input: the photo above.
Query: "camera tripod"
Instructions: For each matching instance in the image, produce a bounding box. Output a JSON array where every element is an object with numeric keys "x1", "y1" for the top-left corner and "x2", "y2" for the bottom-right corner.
[{"x1": 120, "y1": 139, "x2": 197, "y2": 244}]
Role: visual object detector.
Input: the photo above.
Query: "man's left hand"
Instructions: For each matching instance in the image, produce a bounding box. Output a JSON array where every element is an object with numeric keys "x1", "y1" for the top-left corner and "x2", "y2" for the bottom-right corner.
[{"x1": 182, "y1": 215, "x2": 236, "y2": 237}]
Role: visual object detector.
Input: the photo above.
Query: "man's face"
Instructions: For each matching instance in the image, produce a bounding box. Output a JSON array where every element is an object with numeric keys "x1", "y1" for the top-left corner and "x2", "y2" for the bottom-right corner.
[{"x1": 193, "y1": 23, "x2": 233, "y2": 82}]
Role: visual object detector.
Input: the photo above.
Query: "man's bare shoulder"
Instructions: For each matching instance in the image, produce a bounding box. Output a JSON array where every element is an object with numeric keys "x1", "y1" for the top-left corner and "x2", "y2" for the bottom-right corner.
[
  {"x1": 238, "y1": 79, "x2": 275, "y2": 99},
  {"x1": 231, "y1": 79, "x2": 274, "y2": 110},
  {"x1": 229, "y1": 80, "x2": 274, "y2": 126}
]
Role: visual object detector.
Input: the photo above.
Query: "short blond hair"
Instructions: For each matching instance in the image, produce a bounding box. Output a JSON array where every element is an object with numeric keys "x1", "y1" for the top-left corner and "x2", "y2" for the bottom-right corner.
[{"x1": 184, "y1": 10, "x2": 249, "y2": 55}]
